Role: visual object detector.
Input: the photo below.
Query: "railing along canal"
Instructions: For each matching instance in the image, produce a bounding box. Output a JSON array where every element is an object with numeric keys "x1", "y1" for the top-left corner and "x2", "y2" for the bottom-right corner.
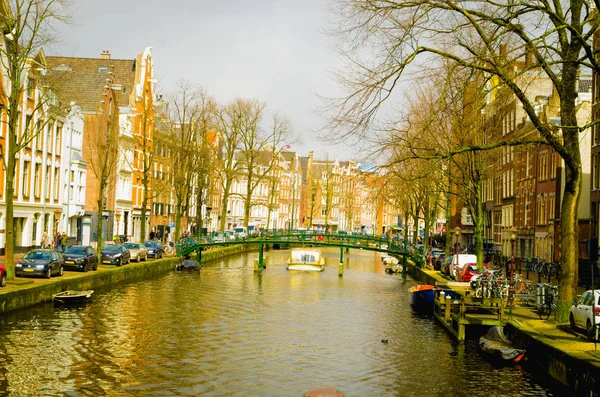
[{"x1": 175, "y1": 230, "x2": 426, "y2": 274}]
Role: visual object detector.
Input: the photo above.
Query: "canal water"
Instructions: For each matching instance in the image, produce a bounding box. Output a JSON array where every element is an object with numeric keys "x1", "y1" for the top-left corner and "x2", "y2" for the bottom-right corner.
[{"x1": 0, "y1": 248, "x2": 561, "y2": 396}]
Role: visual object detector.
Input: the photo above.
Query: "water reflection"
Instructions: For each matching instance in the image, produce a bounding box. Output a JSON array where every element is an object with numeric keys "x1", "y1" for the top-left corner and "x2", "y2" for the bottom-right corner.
[{"x1": 0, "y1": 248, "x2": 558, "y2": 396}]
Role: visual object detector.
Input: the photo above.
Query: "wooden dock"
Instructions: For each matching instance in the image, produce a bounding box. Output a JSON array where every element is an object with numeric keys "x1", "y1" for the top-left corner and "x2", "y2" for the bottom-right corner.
[{"x1": 432, "y1": 287, "x2": 506, "y2": 341}]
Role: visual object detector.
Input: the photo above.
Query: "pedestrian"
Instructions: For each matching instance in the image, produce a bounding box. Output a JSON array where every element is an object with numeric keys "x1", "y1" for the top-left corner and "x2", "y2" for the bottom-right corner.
[
  {"x1": 55, "y1": 231, "x2": 61, "y2": 252},
  {"x1": 61, "y1": 232, "x2": 68, "y2": 252},
  {"x1": 40, "y1": 231, "x2": 49, "y2": 249}
]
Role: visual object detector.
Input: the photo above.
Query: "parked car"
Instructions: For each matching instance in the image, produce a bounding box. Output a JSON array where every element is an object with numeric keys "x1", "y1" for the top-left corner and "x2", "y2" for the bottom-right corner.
[
  {"x1": 63, "y1": 245, "x2": 98, "y2": 272},
  {"x1": 435, "y1": 253, "x2": 445, "y2": 270},
  {"x1": 144, "y1": 241, "x2": 163, "y2": 259},
  {"x1": 0, "y1": 262, "x2": 6, "y2": 287},
  {"x1": 101, "y1": 245, "x2": 131, "y2": 266},
  {"x1": 570, "y1": 289, "x2": 600, "y2": 339},
  {"x1": 234, "y1": 226, "x2": 248, "y2": 239},
  {"x1": 15, "y1": 249, "x2": 64, "y2": 279},
  {"x1": 449, "y1": 254, "x2": 478, "y2": 280},
  {"x1": 458, "y1": 263, "x2": 487, "y2": 282},
  {"x1": 224, "y1": 230, "x2": 236, "y2": 241},
  {"x1": 123, "y1": 242, "x2": 148, "y2": 262}
]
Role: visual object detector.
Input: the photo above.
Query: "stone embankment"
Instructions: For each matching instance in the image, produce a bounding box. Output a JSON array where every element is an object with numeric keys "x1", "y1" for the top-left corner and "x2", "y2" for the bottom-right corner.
[
  {"x1": 0, "y1": 245, "x2": 253, "y2": 314},
  {"x1": 407, "y1": 263, "x2": 600, "y2": 396}
]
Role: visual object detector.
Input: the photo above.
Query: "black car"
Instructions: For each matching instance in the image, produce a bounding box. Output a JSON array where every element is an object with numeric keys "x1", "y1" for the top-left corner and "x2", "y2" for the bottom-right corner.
[
  {"x1": 144, "y1": 241, "x2": 163, "y2": 259},
  {"x1": 64, "y1": 245, "x2": 98, "y2": 272},
  {"x1": 101, "y1": 245, "x2": 131, "y2": 266},
  {"x1": 435, "y1": 253, "x2": 445, "y2": 270},
  {"x1": 15, "y1": 249, "x2": 64, "y2": 278}
]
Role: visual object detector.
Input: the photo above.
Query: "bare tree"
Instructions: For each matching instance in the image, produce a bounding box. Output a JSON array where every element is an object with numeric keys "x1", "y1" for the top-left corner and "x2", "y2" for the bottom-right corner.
[
  {"x1": 85, "y1": 84, "x2": 120, "y2": 257},
  {"x1": 0, "y1": 0, "x2": 69, "y2": 277},
  {"x1": 330, "y1": 0, "x2": 596, "y2": 319},
  {"x1": 166, "y1": 81, "x2": 204, "y2": 241},
  {"x1": 214, "y1": 99, "x2": 245, "y2": 232},
  {"x1": 191, "y1": 91, "x2": 217, "y2": 236},
  {"x1": 239, "y1": 110, "x2": 292, "y2": 228},
  {"x1": 136, "y1": 88, "x2": 156, "y2": 242}
]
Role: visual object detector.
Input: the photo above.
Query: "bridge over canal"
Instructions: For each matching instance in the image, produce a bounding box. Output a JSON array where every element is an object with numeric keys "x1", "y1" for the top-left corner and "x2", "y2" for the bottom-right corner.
[{"x1": 175, "y1": 230, "x2": 425, "y2": 275}]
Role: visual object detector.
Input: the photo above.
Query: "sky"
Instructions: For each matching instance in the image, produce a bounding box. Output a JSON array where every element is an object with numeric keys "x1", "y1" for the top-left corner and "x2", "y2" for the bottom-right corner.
[{"x1": 48, "y1": 0, "x2": 352, "y2": 160}]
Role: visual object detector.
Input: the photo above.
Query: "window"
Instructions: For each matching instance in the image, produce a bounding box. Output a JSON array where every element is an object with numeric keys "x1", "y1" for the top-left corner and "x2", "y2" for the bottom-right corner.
[
  {"x1": 27, "y1": 78, "x2": 35, "y2": 97},
  {"x1": 53, "y1": 166, "x2": 59, "y2": 200},
  {"x1": 25, "y1": 115, "x2": 32, "y2": 144},
  {"x1": 594, "y1": 154, "x2": 600, "y2": 190},
  {"x1": 55, "y1": 124, "x2": 62, "y2": 154},
  {"x1": 549, "y1": 194, "x2": 555, "y2": 220},
  {"x1": 35, "y1": 120, "x2": 42, "y2": 150},
  {"x1": 45, "y1": 165, "x2": 51, "y2": 198},
  {"x1": 34, "y1": 163, "x2": 40, "y2": 198},
  {"x1": 549, "y1": 152, "x2": 558, "y2": 179},
  {"x1": 539, "y1": 153, "x2": 548, "y2": 181},
  {"x1": 22, "y1": 161, "x2": 30, "y2": 197},
  {"x1": 47, "y1": 124, "x2": 53, "y2": 152}
]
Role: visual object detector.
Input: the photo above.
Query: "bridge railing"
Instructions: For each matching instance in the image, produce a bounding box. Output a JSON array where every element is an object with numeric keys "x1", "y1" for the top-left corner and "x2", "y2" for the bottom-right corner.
[{"x1": 175, "y1": 230, "x2": 429, "y2": 262}]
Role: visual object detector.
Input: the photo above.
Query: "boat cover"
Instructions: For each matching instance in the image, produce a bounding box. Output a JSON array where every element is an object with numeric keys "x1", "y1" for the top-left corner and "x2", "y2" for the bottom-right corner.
[
  {"x1": 479, "y1": 326, "x2": 526, "y2": 362},
  {"x1": 177, "y1": 260, "x2": 200, "y2": 270}
]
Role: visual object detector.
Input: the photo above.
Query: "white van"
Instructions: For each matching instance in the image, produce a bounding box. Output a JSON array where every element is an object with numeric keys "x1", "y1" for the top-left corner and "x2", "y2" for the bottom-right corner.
[
  {"x1": 234, "y1": 226, "x2": 247, "y2": 239},
  {"x1": 449, "y1": 254, "x2": 478, "y2": 280}
]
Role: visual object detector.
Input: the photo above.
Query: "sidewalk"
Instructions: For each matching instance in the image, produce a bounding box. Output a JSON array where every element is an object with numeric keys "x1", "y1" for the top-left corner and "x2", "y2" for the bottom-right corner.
[{"x1": 418, "y1": 264, "x2": 600, "y2": 394}]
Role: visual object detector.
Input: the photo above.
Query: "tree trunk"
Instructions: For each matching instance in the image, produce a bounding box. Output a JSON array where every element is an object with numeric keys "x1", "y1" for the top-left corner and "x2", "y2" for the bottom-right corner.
[
  {"x1": 140, "y1": 180, "x2": 148, "y2": 243},
  {"x1": 4, "y1": 158, "x2": 15, "y2": 279},
  {"x1": 175, "y1": 203, "x2": 183, "y2": 241},
  {"x1": 220, "y1": 181, "x2": 232, "y2": 232},
  {"x1": 96, "y1": 193, "x2": 104, "y2": 263},
  {"x1": 558, "y1": 165, "x2": 581, "y2": 322},
  {"x1": 473, "y1": 181, "x2": 485, "y2": 269}
]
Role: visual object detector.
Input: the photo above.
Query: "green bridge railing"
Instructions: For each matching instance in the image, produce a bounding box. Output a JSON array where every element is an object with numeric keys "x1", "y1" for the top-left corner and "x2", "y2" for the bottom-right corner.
[{"x1": 174, "y1": 229, "x2": 426, "y2": 272}]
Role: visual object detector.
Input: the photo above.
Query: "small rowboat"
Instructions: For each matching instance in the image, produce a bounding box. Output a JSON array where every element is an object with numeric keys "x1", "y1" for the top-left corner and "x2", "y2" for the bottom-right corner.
[{"x1": 52, "y1": 290, "x2": 94, "y2": 305}]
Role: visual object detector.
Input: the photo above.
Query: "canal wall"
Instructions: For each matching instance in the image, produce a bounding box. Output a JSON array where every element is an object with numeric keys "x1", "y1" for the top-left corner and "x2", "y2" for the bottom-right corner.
[
  {"x1": 406, "y1": 261, "x2": 600, "y2": 396},
  {"x1": 0, "y1": 244, "x2": 255, "y2": 315},
  {"x1": 507, "y1": 323, "x2": 600, "y2": 397}
]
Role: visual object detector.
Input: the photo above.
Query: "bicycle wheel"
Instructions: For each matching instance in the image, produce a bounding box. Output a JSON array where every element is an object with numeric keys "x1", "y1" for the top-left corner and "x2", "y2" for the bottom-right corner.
[
  {"x1": 484, "y1": 286, "x2": 492, "y2": 299},
  {"x1": 475, "y1": 287, "x2": 483, "y2": 298},
  {"x1": 538, "y1": 303, "x2": 551, "y2": 320}
]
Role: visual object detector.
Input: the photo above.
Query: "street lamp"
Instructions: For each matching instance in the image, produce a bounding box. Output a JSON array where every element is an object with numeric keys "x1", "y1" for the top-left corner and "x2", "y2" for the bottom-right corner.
[
  {"x1": 509, "y1": 226, "x2": 518, "y2": 316},
  {"x1": 453, "y1": 227, "x2": 461, "y2": 277}
]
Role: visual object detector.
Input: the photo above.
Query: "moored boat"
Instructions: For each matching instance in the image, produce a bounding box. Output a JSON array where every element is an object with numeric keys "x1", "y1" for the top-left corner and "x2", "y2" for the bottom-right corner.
[
  {"x1": 408, "y1": 284, "x2": 435, "y2": 310},
  {"x1": 176, "y1": 259, "x2": 201, "y2": 271},
  {"x1": 287, "y1": 249, "x2": 325, "y2": 272},
  {"x1": 52, "y1": 290, "x2": 94, "y2": 305},
  {"x1": 479, "y1": 326, "x2": 526, "y2": 363}
]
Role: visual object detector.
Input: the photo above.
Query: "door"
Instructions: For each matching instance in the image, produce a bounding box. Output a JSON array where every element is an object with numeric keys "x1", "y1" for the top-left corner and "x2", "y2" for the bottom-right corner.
[{"x1": 573, "y1": 292, "x2": 591, "y2": 328}]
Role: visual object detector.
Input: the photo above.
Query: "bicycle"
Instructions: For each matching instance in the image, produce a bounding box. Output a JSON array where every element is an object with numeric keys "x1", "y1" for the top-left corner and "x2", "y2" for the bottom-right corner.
[
  {"x1": 538, "y1": 285, "x2": 558, "y2": 320},
  {"x1": 163, "y1": 243, "x2": 176, "y2": 256}
]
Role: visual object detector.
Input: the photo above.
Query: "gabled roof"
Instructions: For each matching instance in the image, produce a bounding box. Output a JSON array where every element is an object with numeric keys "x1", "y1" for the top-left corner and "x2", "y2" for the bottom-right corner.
[{"x1": 45, "y1": 56, "x2": 136, "y2": 113}]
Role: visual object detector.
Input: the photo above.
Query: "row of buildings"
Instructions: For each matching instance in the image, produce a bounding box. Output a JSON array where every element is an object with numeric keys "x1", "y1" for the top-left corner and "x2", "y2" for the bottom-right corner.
[
  {"x1": 449, "y1": 59, "x2": 593, "y2": 264},
  {"x1": 0, "y1": 44, "x2": 405, "y2": 254}
]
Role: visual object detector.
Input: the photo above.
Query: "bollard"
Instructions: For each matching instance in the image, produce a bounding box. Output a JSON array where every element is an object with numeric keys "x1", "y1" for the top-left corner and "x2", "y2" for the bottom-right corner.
[
  {"x1": 445, "y1": 296, "x2": 452, "y2": 321},
  {"x1": 338, "y1": 262, "x2": 344, "y2": 277},
  {"x1": 254, "y1": 258, "x2": 259, "y2": 272}
]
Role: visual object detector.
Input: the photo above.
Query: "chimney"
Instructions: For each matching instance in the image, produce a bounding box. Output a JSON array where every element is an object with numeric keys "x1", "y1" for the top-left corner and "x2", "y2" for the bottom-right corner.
[{"x1": 100, "y1": 50, "x2": 111, "y2": 60}]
